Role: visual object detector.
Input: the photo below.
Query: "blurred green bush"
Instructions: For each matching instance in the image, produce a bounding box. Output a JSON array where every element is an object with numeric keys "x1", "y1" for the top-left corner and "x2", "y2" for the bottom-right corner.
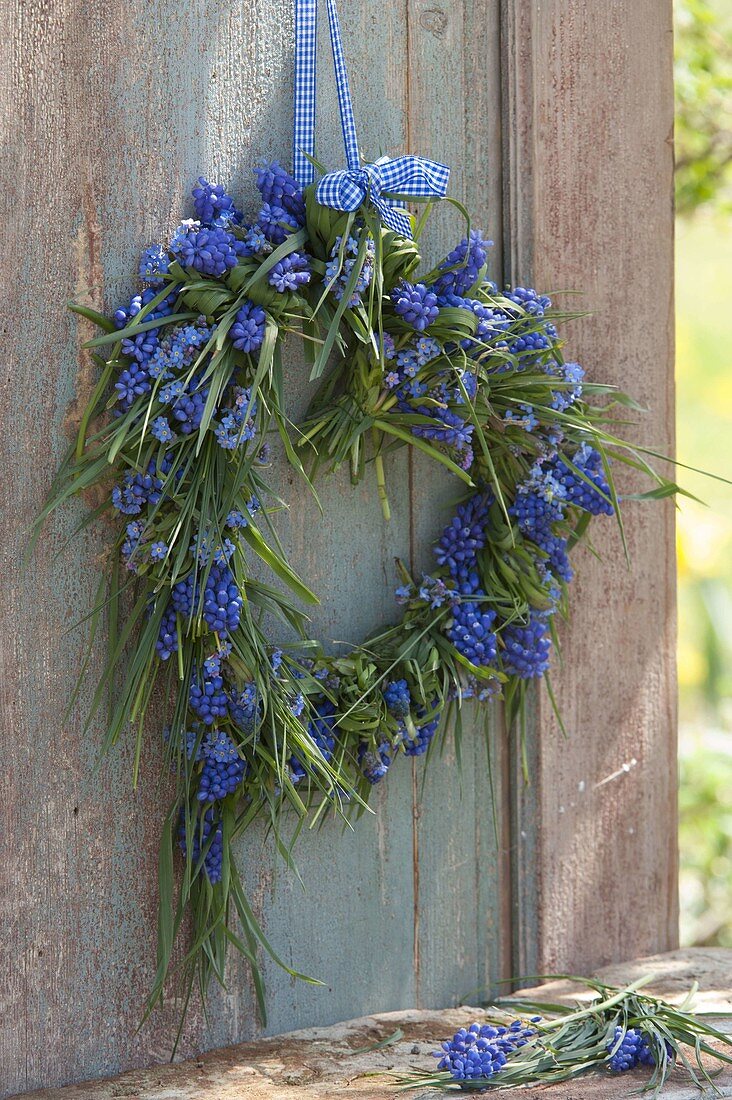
[
  {"x1": 675, "y1": 0, "x2": 731, "y2": 214},
  {"x1": 675, "y1": 0, "x2": 732, "y2": 947}
]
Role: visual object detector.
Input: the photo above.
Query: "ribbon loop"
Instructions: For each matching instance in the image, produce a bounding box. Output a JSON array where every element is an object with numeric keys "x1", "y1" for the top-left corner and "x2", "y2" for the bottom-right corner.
[
  {"x1": 315, "y1": 155, "x2": 450, "y2": 239},
  {"x1": 293, "y1": 0, "x2": 450, "y2": 239}
]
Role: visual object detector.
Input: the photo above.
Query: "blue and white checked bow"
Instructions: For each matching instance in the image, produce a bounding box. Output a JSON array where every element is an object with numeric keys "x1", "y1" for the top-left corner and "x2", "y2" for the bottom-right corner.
[
  {"x1": 293, "y1": 0, "x2": 450, "y2": 239},
  {"x1": 316, "y1": 155, "x2": 450, "y2": 239}
]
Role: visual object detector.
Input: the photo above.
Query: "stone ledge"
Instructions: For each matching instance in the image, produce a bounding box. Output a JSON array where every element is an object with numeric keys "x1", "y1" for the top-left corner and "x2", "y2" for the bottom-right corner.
[{"x1": 12, "y1": 949, "x2": 732, "y2": 1100}]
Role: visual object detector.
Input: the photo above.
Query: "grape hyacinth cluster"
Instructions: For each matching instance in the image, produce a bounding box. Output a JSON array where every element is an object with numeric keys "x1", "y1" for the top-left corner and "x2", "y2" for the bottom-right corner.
[
  {"x1": 289, "y1": 699, "x2": 338, "y2": 782},
  {"x1": 501, "y1": 611, "x2": 553, "y2": 679},
  {"x1": 383, "y1": 679, "x2": 411, "y2": 718},
  {"x1": 197, "y1": 732, "x2": 248, "y2": 801},
  {"x1": 433, "y1": 230, "x2": 492, "y2": 297},
  {"x1": 111, "y1": 462, "x2": 163, "y2": 516},
  {"x1": 170, "y1": 220, "x2": 246, "y2": 278},
  {"x1": 434, "y1": 1019, "x2": 539, "y2": 1087},
  {"x1": 358, "y1": 741, "x2": 392, "y2": 784},
  {"x1": 230, "y1": 301, "x2": 266, "y2": 353},
  {"x1": 553, "y1": 444, "x2": 614, "y2": 516},
  {"x1": 429, "y1": 493, "x2": 500, "y2": 668},
  {"x1": 189, "y1": 670, "x2": 229, "y2": 726},
  {"x1": 435, "y1": 493, "x2": 491, "y2": 578},
  {"x1": 202, "y1": 564, "x2": 242, "y2": 635},
  {"x1": 606, "y1": 1027, "x2": 658, "y2": 1073},
  {"x1": 395, "y1": 373, "x2": 476, "y2": 470},
  {"x1": 403, "y1": 708, "x2": 440, "y2": 756},
  {"x1": 447, "y1": 600, "x2": 498, "y2": 667},
  {"x1": 325, "y1": 234, "x2": 375, "y2": 306},
  {"x1": 254, "y1": 160, "x2": 306, "y2": 241},
  {"x1": 510, "y1": 446, "x2": 613, "y2": 584},
  {"x1": 179, "y1": 807, "x2": 224, "y2": 884},
  {"x1": 268, "y1": 251, "x2": 311, "y2": 293},
  {"x1": 392, "y1": 281, "x2": 440, "y2": 331},
  {"x1": 192, "y1": 176, "x2": 242, "y2": 227},
  {"x1": 155, "y1": 605, "x2": 178, "y2": 660}
]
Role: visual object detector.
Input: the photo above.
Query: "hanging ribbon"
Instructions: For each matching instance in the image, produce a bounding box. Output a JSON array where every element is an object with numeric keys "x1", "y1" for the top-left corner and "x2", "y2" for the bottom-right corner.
[{"x1": 292, "y1": 0, "x2": 450, "y2": 238}]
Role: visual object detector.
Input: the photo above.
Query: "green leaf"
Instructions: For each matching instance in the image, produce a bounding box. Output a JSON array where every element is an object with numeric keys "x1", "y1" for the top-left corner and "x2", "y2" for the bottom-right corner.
[{"x1": 239, "y1": 525, "x2": 320, "y2": 605}]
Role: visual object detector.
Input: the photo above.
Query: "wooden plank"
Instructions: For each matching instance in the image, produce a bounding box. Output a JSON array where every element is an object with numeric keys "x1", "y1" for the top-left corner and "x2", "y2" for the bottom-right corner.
[
  {"x1": 405, "y1": 0, "x2": 511, "y2": 1008},
  {"x1": 501, "y1": 0, "x2": 678, "y2": 976},
  {"x1": 251, "y1": 0, "x2": 419, "y2": 1036}
]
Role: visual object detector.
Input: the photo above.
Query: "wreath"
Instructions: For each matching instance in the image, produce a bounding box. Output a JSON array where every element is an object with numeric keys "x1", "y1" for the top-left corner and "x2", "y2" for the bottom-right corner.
[{"x1": 34, "y1": 0, "x2": 679, "y2": 1034}]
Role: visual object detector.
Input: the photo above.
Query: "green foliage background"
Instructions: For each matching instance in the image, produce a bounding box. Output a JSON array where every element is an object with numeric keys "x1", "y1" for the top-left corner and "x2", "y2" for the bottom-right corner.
[{"x1": 675, "y1": 0, "x2": 732, "y2": 947}]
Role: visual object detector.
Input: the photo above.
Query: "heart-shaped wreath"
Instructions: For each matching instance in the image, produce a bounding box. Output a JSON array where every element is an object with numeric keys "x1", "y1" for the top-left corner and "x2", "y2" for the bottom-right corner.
[{"x1": 33, "y1": 0, "x2": 680, "y2": 1036}]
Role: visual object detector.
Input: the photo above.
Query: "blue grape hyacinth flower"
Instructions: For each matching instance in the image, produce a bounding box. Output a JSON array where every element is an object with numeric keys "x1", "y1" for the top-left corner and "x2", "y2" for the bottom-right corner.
[{"x1": 392, "y1": 281, "x2": 439, "y2": 331}]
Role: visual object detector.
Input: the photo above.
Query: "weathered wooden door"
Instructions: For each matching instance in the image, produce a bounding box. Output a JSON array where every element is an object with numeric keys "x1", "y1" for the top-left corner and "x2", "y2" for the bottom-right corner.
[{"x1": 2, "y1": 0, "x2": 676, "y2": 1094}]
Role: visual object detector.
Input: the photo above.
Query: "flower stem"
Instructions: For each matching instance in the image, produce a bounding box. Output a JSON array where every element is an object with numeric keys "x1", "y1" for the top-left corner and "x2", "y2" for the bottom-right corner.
[{"x1": 372, "y1": 429, "x2": 391, "y2": 522}]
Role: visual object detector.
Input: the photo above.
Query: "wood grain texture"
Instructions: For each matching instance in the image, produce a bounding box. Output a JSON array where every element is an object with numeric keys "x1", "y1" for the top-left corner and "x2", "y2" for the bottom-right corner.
[
  {"x1": 1, "y1": 0, "x2": 509, "y2": 1094},
  {"x1": 501, "y1": 0, "x2": 678, "y2": 975},
  {"x1": 405, "y1": 0, "x2": 510, "y2": 1010}
]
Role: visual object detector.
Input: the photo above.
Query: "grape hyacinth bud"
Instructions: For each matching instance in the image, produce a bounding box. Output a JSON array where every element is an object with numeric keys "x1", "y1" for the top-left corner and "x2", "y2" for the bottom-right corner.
[
  {"x1": 392, "y1": 281, "x2": 439, "y2": 331},
  {"x1": 358, "y1": 741, "x2": 392, "y2": 784},
  {"x1": 501, "y1": 610, "x2": 552, "y2": 679},
  {"x1": 230, "y1": 300, "x2": 266, "y2": 354},
  {"x1": 192, "y1": 177, "x2": 241, "y2": 227},
  {"x1": 267, "y1": 251, "x2": 311, "y2": 293},
  {"x1": 383, "y1": 679, "x2": 411, "y2": 719},
  {"x1": 197, "y1": 732, "x2": 247, "y2": 801},
  {"x1": 202, "y1": 564, "x2": 242, "y2": 636},
  {"x1": 178, "y1": 806, "x2": 223, "y2": 883}
]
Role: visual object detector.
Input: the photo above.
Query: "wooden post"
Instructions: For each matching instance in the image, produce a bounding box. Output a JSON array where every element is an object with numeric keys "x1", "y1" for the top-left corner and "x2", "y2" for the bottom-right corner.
[{"x1": 502, "y1": 0, "x2": 678, "y2": 974}]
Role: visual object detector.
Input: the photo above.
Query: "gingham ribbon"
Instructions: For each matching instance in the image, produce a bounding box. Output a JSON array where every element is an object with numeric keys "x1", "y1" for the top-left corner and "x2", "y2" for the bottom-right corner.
[
  {"x1": 292, "y1": 0, "x2": 450, "y2": 238},
  {"x1": 316, "y1": 155, "x2": 450, "y2": 238},
  {"x1": 293, "y1": 0, "x2": 318, "y2": 187}
]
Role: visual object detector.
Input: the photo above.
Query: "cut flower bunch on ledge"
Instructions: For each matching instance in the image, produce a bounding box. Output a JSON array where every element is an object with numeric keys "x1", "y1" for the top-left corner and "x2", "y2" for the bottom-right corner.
[{"x1": 398, "y1": 975, "x2": 732, "y2": 1094}]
